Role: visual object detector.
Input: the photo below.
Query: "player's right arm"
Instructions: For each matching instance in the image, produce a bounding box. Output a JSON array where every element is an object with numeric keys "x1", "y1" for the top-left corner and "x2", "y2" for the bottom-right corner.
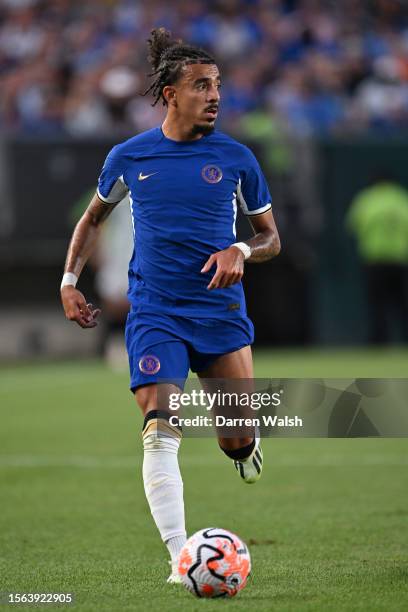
[{"x1": 60, "y1": 193, "x2": 118, "y2": 328}]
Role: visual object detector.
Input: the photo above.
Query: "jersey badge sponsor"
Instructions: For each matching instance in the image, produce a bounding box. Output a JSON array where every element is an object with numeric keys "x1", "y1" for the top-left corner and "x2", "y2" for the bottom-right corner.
[
  {"x1": 201, "y1": 165, "x2": 223, "y2": 184},
  {"x1": 139, "y1": 354, "x2": 161, "y2": 375}
]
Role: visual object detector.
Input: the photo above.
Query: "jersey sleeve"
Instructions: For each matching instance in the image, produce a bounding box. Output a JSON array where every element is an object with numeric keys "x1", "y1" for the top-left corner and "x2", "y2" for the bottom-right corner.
[
  {"x1": 237, "y1": 148, "x2": 272, "y2": 216},
  {"x1": 97, "y1": 145, "x2": 129, "y2": 204}
]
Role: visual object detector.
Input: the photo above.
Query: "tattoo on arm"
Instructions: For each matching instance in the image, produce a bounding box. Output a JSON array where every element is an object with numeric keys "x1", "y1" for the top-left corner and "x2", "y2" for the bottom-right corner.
[
  {"x1": 243, "y1": 210, "x2": 281, "y2": 263},
  {"x1": 63, "y1": 194, "x2": 118, "y2": 277},
  {"x1": 245, "y1": 228, "x2": 281, "y2": 262},
  {"x1": 86, "y1": 197, "x2": 118, "y2": 225}
]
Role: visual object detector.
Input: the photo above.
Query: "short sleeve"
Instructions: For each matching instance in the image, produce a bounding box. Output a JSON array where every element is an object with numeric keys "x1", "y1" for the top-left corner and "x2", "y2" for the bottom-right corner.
[
  {"x1": 97, "y1": 145, "x2": 129, "y2": 204},
  {"x1": 237, "y1": 149, "x2": 272, "y2": 216}
]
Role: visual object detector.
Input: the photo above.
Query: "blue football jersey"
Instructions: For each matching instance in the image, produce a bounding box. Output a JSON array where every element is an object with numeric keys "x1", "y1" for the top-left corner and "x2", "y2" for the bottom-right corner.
[{"x1": 97, "y1": 127, "x2": 272, "y2": 318}]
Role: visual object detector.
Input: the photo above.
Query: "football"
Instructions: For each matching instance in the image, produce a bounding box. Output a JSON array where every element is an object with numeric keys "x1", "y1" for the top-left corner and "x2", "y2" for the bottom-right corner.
[{"x1": 178, "y1": 527, "x2": 251, "y2": 598}]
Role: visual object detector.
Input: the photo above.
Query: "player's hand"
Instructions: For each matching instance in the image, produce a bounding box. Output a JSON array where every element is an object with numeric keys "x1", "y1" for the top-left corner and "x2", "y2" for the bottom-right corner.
[
  {"x1": 201, "y1": 246, "x2": 245, "y2": 290},
  {"x1": 60, "y1": 286, "x2": 101, "y2": 328}
]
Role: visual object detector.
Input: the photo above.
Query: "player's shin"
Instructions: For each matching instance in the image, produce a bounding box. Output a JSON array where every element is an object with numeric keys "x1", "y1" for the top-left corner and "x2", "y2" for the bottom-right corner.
[{"x1": 142, "y1": 410, "x2": 186, "y2": 577}]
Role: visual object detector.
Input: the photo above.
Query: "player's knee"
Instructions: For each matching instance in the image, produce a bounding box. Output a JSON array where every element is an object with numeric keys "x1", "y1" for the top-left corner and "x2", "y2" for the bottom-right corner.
[{"x1": 142, "y1": 410, "x2": 182, "y2": 452}]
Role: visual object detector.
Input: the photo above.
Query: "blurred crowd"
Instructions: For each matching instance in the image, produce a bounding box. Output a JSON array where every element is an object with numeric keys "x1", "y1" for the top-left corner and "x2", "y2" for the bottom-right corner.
[{"x1": 1, "y1": 0, "x2": 408, "y2": 137}]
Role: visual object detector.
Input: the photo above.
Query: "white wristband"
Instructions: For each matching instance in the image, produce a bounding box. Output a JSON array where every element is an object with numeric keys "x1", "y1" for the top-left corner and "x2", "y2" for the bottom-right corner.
[
  {"x1": 231, "y1": 242, "x2": 251, "y2": 260},
  {"x1": 60, "y1": 272, "x2": 78, "y2": 289}
]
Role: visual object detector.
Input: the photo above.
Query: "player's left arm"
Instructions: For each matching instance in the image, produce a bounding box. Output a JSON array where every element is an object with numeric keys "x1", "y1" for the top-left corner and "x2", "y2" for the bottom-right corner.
[
  {"x1": 244, "y1": 208, "x2": 281, "y2": 262},
  {"x1": 202, "y1": 210, "x2": 280, "y2": 290}
]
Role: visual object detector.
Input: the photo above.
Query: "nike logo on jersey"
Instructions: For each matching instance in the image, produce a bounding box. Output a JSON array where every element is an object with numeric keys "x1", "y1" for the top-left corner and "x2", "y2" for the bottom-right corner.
[{"x1": 138, "y1": 171, "x2": 158, "y2": 181}]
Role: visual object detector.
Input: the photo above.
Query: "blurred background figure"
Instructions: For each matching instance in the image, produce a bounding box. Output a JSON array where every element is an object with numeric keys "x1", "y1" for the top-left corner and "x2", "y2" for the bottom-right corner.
[
  {"x1": 72, "y1": 188, "x2": 134, "y2": 369},
  {"x1": 346, "y1": 172, "x2": 408, "y2": 345}
]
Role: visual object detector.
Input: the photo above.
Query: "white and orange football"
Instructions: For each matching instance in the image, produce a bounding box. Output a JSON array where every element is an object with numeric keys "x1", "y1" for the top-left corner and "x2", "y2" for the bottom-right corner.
[{"x1": 178, "y1": 527, "x2": 251, "y2": 598}]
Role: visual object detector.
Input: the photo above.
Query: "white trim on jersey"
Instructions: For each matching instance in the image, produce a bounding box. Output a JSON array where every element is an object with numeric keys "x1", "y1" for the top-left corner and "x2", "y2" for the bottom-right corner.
[
  {"x1": 97, "y1": 175, "x2": 129, "y2": 204},
  {"x1": 232, "y1": 189, "x2": 238, "y2": 238},
  {"x1": 236, "y1": 178, "x2": 272, "y2": 216},
  {"x1": 129, "y1": 194, "x2": 136, "y2": 238}
]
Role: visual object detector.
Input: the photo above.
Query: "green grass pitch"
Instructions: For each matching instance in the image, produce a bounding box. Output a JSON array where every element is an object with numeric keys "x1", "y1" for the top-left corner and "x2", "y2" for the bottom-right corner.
[{"x1": 1, "y1": 348, "x2": 408, "y2": 611}]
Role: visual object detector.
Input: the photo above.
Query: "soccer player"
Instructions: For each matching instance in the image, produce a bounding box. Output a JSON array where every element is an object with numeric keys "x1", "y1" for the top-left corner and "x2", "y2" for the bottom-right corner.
[{"x1": 60, "y1": 28, "x2": 280, "y2": 583}]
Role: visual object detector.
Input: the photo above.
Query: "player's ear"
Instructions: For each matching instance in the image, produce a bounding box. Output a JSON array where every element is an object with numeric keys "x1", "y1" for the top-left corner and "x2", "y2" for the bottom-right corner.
[{"x1": 162, "y1": 86, "x2": 177, "y2": 107}]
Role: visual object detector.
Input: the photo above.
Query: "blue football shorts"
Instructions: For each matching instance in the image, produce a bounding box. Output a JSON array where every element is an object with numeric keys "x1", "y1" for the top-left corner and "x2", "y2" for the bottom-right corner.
[{"x1": 125, "y1": 310, "x2": 254, "y2": 391}]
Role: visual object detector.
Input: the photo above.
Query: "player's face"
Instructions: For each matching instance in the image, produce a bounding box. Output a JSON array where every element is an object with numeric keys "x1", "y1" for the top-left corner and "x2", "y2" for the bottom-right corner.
[{"x1": 173, "y1": 63, "x2": 221, "y2": 134}]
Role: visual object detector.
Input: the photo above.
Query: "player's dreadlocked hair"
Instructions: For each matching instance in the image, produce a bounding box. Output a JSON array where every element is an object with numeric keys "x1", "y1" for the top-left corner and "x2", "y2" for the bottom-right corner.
[{"x1": 143, "y1": 27, "x2": 215, "y2": 106}]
